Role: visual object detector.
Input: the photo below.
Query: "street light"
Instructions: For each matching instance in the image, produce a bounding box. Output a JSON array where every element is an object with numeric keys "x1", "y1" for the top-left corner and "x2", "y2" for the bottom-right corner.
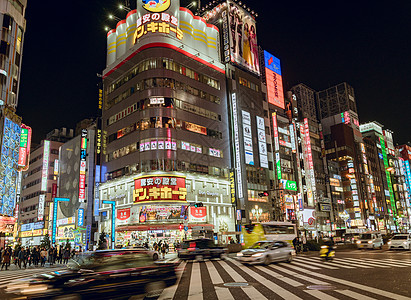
[
  {"x1": 108, "y1": 14, "x2": 122, "y2": 22},
  {"x1": 119, "y1": 4, "x2": 131, "y2": 12},
  {"x1": 251, "y1": 205, "x2": 263, "y2": 222},
  {"x1": 52, "y1": 198, "x2": 70, "y2": 245},
  {"x1": 102, "y1": 200, "x2": 116, "y2": 249}
]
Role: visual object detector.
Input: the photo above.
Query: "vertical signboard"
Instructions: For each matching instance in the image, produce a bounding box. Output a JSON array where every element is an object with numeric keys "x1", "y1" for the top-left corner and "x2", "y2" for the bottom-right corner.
[
  {"x1": 232, "y1": 93, "x2": 243, "y2": 199},
  {"x1": 41, "y1": 140, "x2": 50, "y2": 192},
  {"x1": 18, "y1": 127, "x2": 28, "y2": 166},
  {"x1": 227, "y1": 0, "x2": 260, "y2": 75},
  {"x1": 256, "y1": 116, "x2": 268, "y2": 168},
  {"x1": 379, "y1": 135, "x2": 396, "y2": 216},
  {"x1": 272, "y1": 113, "x2": 281, "y2": 180},
  {"x1": 79, "y1": 130, "x2": 87, "y2": 203},
  {"x1": 38, "y1": 194, "x2": 45, "y2": 221},
  {"x1": 94, "y1": 165, "x2": 101, "y2": 217},
  {"x1": 78, "y1": 208, "x2": 84, "y2": 227},
  {"x1": 242, "y1": 110, "x2": 254, "y2": 165},
  {"x1": 264, "y1": 51, "x2": 284, "y2": 109}
]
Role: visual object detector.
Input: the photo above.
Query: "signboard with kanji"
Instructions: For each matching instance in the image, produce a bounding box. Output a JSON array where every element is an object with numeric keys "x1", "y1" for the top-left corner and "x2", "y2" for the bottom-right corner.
[{"x1": 133, "y1": 175, "x2": 187, "y2": 204}]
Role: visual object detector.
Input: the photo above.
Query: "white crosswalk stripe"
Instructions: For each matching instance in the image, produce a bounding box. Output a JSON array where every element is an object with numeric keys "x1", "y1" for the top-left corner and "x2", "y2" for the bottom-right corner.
[
  {"x1": 0, "y1": 268, "x2": 66, "y2": 288},
  {"x1": 158, "y1": 256, "x2": 411, "y2": 300}
]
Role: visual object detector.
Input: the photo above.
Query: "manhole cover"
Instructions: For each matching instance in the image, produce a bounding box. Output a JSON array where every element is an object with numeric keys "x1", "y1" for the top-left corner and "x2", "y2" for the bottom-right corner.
[
  {"x1": 223, "y1": 282, "x2": 249, "y2": 287},
  {"x1": 307, "y1": 285, "x2": 336, "y2": 291}
]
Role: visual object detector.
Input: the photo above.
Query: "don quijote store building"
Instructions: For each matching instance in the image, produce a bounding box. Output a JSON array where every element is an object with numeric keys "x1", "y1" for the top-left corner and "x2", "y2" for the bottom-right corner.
[{"x1": 98, "y1": 0, "x2": 235, "y2": 246}]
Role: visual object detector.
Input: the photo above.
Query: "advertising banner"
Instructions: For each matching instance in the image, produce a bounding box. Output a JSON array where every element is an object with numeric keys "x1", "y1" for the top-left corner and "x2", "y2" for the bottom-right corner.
[
  {"x1": 21, "y1": 222, "x2": 44, "y2": 232},
  {"x1": 256, "y1": 116, "x2": 268, "y2": 168},
  {"x1": 77, "y1": 208, "x2": 84, "y2": 227},
  {"x1": 117, "y1": 208, "x2": 131, "y2": 221},
  {"x1": 0, "y1": 216, "x2": 15, "y2": 233},
  {"x1": 41, "y1": 141, "x2": 50, "y2": 192},
  {"x1": 242, "y1": 110, "x2": 254, "y2": 165},
  {"x1": 138, "y1": 205, "x2": 186, "y2": 223},
  {"x1": 57, "y1": 225, "x2": 75, "y2": 239},
  {"x1": 38, "y1": 195, "x2": 45, "y2": 221},
  {"x1": 79, "y1": 130, "x2": 87, "y2": 203},
  {"x1": 264, "y1": 51, "x2": 284, "y2": 109},
  {"x1": 227, "y1": 0, "x2": 260, "y2": 75},
  {"x1": 190, "y1": 206, "x2": 207, "y2": 222},
  {"x1": 133, "y1": 175, "x2": 187, "y2": 203}
]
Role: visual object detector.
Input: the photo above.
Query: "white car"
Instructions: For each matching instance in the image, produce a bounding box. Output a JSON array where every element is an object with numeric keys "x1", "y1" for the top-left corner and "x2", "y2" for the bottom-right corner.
[
  {"x1": 237, "y1": 241, "x2": 294, "y2": 265},
  {"x1": 388, "y1": 234, "x2": 411, "y2": 250},
  {"x1": 356, "y1": 232, "x2": 383, "y2": 249}
]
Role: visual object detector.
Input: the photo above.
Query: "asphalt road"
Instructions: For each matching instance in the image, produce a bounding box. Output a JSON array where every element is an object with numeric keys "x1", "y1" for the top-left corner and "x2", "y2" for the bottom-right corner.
[{"x1": 1, "y1": 250, "x2": 411, "y2": 299}]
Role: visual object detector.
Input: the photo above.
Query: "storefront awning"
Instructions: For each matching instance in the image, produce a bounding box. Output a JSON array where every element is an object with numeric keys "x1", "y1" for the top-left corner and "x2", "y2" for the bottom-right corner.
[{"x1": 116, "y1": 223, "x2": 214, "y2": 232}]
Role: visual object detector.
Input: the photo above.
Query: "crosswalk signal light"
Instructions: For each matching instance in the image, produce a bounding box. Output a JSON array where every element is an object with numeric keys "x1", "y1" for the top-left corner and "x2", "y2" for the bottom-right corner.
[
  {"x1": 179, "y1": 224, "x2": 183, "y2": 231},
  {"x1": 258, "y1": 191, "x2": 269, "y2": 197},
  {"x1": 194, "y1": 202, "x2": 203, "y2": 208}
]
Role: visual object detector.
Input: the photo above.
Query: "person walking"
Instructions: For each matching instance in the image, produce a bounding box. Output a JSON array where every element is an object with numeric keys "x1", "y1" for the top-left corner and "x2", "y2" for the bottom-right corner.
[
  {"x1": 1, "y1": 247, "x2": 11, "y2": 270},
  {"x1": 160, "y1": 243, "x2": 167, "y2": 259},
  {"x1": 17, "y1": 247, "x2": 25, "y2": 269},
  {"x1": 40, "y1": 248, "x2": 47, "y2": 267},
  {"x1": 63, "y1": 248, "x2": 70, "y2": 264},
  {"x1": 26, "y1": 247, "x2": 31, "y2": 266},
  {"x1": 32, "y1": 247, "x2": 40, "y2": 266},
  {"x1": 292, "y1": 237, "x2": 300, "y2": 254},
  {"x1": 57, "y1": 246, "x2": 63, "y2": 264}
]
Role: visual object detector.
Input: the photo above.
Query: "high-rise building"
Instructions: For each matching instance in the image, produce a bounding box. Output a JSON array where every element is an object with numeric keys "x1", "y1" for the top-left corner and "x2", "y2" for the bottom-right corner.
[
  {"x1": 317, "y1": 82, "x2": 357, "y2": 120},
  {"x1": 18, "y1": 128, "x2": 73, "y2": 246},
  {"x1": 0, "y1": 1, "x2": 27, "y2": 226},
  {"x1": 99, "y1": 0, "x2": 234, "y2": 246},
  {"x1": 291, "y1": 83, "x2": 317, "y2": 121}
]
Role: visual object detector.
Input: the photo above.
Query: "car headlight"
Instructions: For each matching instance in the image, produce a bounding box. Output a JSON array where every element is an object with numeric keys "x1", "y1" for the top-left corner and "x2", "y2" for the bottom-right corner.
[
  {"x1": 321, "y1": 245, "x2": 328, "y2": 249},
  {"x1": 387, "y1": 241, "x2": 391, "y2": 245},
  {"x1": 252, "y1": 253, "x2": 263, "y2": 257},
  {"x1": 368, "y1": 241, "x2": 372, "y2": 244},
  {"x1": 356, "y1": 240, "x2": 361, "y2": 244},
  {"x1": 21, "y1": 284, "x2": 49, "y2": 294},
  {"x1": 237, "y1": 252, "x2": 243, "y2": 257},
  {"x1": 403, "y1": 242, "x2": 408, "y2": 245}
]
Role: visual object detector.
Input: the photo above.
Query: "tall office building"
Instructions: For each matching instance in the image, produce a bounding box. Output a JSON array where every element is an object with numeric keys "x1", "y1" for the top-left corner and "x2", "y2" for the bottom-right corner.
[
  {"x1": 99, "y1": 0, "x2": 234, "y2": 246},
  {"x1": 0, "y1": 0, "x2": 27, "y2": 222},
  {"x1": 291, "y1": 83, "x2": 317, "y2": 121},
  {"x1": 317, "y1": 82, "x2": 357, "y2": 120}
]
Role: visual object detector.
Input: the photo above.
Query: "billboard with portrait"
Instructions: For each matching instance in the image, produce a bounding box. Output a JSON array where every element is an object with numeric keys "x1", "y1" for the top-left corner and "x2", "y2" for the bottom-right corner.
[
  {"x1": 264, "y1": 51, "x2": 285, "y2": 109},
  {"x1": 227, "y1": 0, "x2": 260, "y2": 75}
]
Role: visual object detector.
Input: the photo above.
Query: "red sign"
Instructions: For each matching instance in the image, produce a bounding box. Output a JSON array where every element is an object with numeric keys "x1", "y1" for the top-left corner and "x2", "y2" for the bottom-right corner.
[
  {"x1": 133, "y1": 175, "x2": 187, "y2": 203},
  {"x1": 18, "y1": 147, "x2": 27, "y2": 166},
  {"x1": 52, "y1": 183, "x2": 57, "y2": 199},
  {"x1": 79, "y1": 174, "x2": 86, "y2": 189},
  {"x1": 117, "y1": 208, "x2": 130, "y2": 220},
  {"x1": 265, "y1": 67, "x2": 285, "y2": 109},
  {"x1": 190, "y1": 207, "x2": 206, "y2": 218}
]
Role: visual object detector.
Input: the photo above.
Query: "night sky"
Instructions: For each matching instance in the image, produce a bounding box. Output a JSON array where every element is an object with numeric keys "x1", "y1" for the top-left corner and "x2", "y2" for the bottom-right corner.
[{"x1": 17, "y1": 1, "x2": 411, "y2": 145}]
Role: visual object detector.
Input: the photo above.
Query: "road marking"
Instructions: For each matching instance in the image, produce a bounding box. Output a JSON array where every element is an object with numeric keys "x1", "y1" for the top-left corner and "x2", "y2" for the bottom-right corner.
[
  {"x1": 205, "y1": 261, "x2": 224, "y2": 285},
  {"x1": 323, "y1": 257, "x2": 373, "y2": 268},
  {"x1": 215, "y1": 286, "x2": 235, "y2": 300},
  {"x1": 217, "y1": 260, "x2": 268, "y2": 300},
  {"x1": 274, "y1": 265, "x2": 330, "y2": 285},
  {"x1": 294, "y1": 257, "x2": 339, "y2": 269},
  {"x1": 335, "y1": 257, "x2": 390, "y2": 268},
  {"x1": 158, "y1": 261, "x2": 187, "y2": 300},
  {"x1": 335, "y1": 289, "x2": 377, "y2": 300},
  {"x1": 288, "y1": 260, "x2": 321, "y2": 270},
  {"x1": 255, "y1": 265, "x2": 304, "y2": 287},
  {"x1": 361, "y1": 258, "x2": 409, "y2": 268},
  {"x1": 188, "y1": 262, "x2": 202, "y2": 300},
  {"x1": 295, "y1": 265, "x2": 411, "y2": 300},
  {"x1": 304, "y1": 289, "x2": 339, "y2": 300}
]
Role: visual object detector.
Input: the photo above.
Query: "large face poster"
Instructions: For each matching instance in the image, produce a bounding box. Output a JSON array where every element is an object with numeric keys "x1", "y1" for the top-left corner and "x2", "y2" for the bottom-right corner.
[{"x1": 227, "y1": 0, "x2": 260, "y2": 75}]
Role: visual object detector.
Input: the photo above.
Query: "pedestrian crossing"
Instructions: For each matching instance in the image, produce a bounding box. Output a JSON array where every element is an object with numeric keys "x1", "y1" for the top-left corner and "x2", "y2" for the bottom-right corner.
[
  {"x1": 0, "y1": 267, "x2": 66, "y2": 289},
  {"x1": 160, "y1": 255, "x2": 411, "y2": 300}
]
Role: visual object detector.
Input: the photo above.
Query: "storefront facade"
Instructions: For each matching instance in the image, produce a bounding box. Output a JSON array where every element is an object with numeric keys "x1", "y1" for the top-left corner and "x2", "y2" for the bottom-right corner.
[{"x1": 99, "y1": 172, "x2": 235, "y2": 246}]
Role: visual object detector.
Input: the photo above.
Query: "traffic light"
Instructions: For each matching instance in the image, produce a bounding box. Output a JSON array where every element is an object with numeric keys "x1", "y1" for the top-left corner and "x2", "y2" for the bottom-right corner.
[
  {"x1": 179, "y1": 224, "x2": 183, "y2": 231},
  {"x1": 258, "y1": 191, "x2": 269, "y2": 197},
  {"x1": 194, "y1": 202, "x2": 203, "y2": 208}
]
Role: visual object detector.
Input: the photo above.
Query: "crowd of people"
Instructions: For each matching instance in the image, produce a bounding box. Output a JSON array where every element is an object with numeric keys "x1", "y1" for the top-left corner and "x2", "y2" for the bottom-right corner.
[{"x1": 0, "y1": 245, "x2": 76, "y2": 270}]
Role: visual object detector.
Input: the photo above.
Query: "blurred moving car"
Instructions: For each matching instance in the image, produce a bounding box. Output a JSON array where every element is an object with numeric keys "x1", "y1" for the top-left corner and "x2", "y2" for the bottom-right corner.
[
  {"x1": 237, "y1": 241, "x2": 294, "y2": 265},
  {"x1": 129, "y1": 246, "x2": 159, "y2": 260},
  {"x1": 177, "y1": 238, "x2": 226, "y2": 261},
  {"x1": 388, "y1": 234, "x2": 411, "y2": 250},
  {"x1": 6, "y1": 249, "x2": 177, "y2": 299},
  {"x1": 356, "y1": 232, "x2": 383, "y2": 249}
]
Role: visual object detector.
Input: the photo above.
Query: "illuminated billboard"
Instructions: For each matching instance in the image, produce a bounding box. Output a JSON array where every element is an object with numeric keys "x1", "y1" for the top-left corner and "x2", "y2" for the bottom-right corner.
[
  {"x1": 0, "y1": 117, "x2": 21, "y2": 216},
  {"x1": 264, "y1": 51, "x2": 285, "y2": 109},
  {"x1": 79, "y1": 130, "x2": 87, "y2": 203},
  {"x1": 133, "y1": 174, "x2": 187, "y2": 203},
  {"x1": 41, "y1": 140, "x2": 50, "y2": 192},
  {"x1": 18, "y1": 124, "x2": 32, "y2": 170},
  {"x1": 227, "y1": 0, "x2": 260, "y2": 75}
]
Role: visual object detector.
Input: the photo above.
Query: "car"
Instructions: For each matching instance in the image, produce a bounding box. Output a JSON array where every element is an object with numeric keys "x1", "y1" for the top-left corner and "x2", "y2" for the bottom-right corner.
[
  {"x1": 177, "y1": 238, "x2": 226, "y2": 261},
  {"x1": 237, "y1": 240, "x2": 294, "y2": 265},
  {"x1": 356, "y1": 232, "x2": 383, "y2": 249},
  {"x1": 388, "y1": 234, "x2": 411, "y2": 250},
  {"x1": 5, "y1": 249, "x2": 178, "y2": 300}
]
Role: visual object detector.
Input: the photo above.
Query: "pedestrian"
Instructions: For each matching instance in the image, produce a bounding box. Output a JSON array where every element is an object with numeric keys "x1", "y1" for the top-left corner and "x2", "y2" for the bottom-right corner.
[
  {"x1": 161, "y1": 243, "x2": 167, "y2": 259},
  {"x1": 40, "y1": 248, "x2": 47, "y2": 267},
  {"x1": 292, "y1": 237, "x2": 300, "y2": 253},
  {"x1": 17, "y1": 247, "x2": 25, "y2": 269},
  {"x1": 57, "y1": 246, "x2": 63, "y2": 264},
  {"x1": 63, "y1": 248, "x2": 70, "y2": 264},
  {"x1": 26, "y1": 247, "x2": 31, "y2": 266},
  {"x1": 1, "y1": 247, "x2": 11, "y2": 270},
  {"x1": 153, "y1": 242, "x2": 157, "y2": 252},
  {"x1": 32, "y1": 247, "x2": 40, "y2": 266}
]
